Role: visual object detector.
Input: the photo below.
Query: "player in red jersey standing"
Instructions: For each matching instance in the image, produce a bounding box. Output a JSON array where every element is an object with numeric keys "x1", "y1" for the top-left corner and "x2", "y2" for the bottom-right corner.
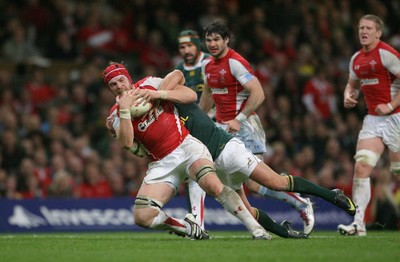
[
  {"x1": 103, "y1": 62, "x2": 270, "y2": 240},
  {"x1": 338, "y1": 14, "x2": 400, "y2": 236},
  {"x1": 199, "y1": 21, "x2": 315, "y2": 235}
]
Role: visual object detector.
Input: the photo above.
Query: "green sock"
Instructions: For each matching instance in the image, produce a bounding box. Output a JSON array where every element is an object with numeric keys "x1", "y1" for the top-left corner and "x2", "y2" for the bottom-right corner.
[
  {"x1": 289, "y1": 175, "x2": 336, "y2": 203},
  {"x1": 255, "y1": 208, "x2": 289, "y2": 238}
]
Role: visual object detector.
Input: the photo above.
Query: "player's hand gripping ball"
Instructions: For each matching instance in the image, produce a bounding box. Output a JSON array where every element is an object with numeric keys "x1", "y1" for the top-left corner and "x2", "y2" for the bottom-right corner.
[
  {"x1": 130, "y1": 99, "x2": 152, "y2": 117},
  {"x1": 129, "y1": 140, "x2": 147, "y2": 157}
]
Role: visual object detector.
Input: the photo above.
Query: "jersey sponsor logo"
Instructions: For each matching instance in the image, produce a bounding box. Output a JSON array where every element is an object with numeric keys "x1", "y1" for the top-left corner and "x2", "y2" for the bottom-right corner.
[
  {"x1": 360, "y1": 78, "x2": 379, "y2": 85},
  {"x1": 211, "y1": 87, "x2": 228, "y2": 94},
  {"x1": 137, "y1": 106, "x2": 164, "y2": 131},
  {"x1": 180, "y1": 116, "x2": 189, "y2": 126}
]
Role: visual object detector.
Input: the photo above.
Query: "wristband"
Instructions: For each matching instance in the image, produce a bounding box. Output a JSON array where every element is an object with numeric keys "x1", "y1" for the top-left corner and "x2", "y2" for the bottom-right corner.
[
  {"x1": 160, "y1": 91, "x2": 167, "y2": 100},
  {"x1": 235, "y1": 112, "x2": 247, "y2": 122},
  {"x1": 119, "y1": 109, "x2": 131, "y2": 119},
  {"x1": 387, "y1": 103, "x2": 394, "y2": 112}
]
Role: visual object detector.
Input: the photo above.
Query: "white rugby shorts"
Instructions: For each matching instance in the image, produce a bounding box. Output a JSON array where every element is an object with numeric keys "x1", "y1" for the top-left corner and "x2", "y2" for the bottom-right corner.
[
  {"x1": 214, "y1": 137, "x2": 261, "y2": 190},
  {"x1": 358, "y1": 112, "x2": 400, "y2": 153},
  {"x1": 216, "y1": 114, "x2": 267, "y2": 154},
  {"x1": 143, "y1": 135, "x2": 213, "y2": 191}
]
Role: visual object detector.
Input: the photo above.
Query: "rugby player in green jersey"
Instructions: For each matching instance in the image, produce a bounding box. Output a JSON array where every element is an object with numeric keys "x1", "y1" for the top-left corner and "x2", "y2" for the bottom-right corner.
[{"x1": 175, "y1": 29, "x2": 212, "y2": 229}]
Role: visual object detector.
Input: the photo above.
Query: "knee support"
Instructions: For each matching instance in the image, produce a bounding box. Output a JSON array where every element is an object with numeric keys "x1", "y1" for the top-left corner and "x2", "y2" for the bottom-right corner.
[
  {"x1": 354, "y1": 149, "x2": 380, "y2": 167},
  {"x1": 134, "y1": 196, "x2": 164, "y2": 210},
  {"x1": 390, "y1": 162, "x2": 400, "y2": 175},
  {"x1": 194, "y1": 165, "x2": 215, "y2": 182}
]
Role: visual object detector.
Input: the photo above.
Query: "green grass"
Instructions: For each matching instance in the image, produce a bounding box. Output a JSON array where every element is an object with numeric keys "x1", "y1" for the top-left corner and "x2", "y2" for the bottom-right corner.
[{"x1": 0, "y1": 231, "x2": 399, "y2": 262}]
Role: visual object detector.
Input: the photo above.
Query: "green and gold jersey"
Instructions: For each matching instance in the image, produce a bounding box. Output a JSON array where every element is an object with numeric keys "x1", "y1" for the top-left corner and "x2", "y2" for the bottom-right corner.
[
  {"x1": 175, "y1": 102, "x2": 232, "y2": 160},
  {"x1": 176, "y1": 52, "x2": 210, "y2": 103}
]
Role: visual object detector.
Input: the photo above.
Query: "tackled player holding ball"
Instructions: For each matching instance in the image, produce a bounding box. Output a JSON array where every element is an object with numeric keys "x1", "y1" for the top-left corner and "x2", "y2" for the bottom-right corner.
[{"x1": 103, "y1": 62, "x2": 271, "y2": 240}]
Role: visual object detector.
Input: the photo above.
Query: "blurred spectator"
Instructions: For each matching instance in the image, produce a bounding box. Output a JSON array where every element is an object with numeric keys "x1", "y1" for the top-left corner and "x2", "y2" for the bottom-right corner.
[
  {"x1": 107, "y1": 173, "x2": 127, "y2": 197},
  {"x1": 318, "y1": 161, "x2": 337, "y2": 189},
  {"x1": 0, "y1": 107, "x2": 19, "y2": 131},
  {"x1": 0, "y1": 80, "x2": 20, "y2": 115},
  {"x1": 0, "y1": 129, "x2": 26, "y2": 173},
  {"x1": 138, "y1": 29, "x2": 172, "y2": 75},
  {"x1": 47, "y1": 170, "x2": 75, "y2": 198},
  {"x1": 302, "y1": 65, "x2": 337, "y2": 123},
  {"x1": 17, "y1": 157, "x2": 45, "y2": 198},
  {"x1": 76, "y1": 7, "x2": 106, "y2": 59},
  {"x1": 23, "y1": 67, "x2": 56, "y2": 114},
  {"x1": 46, "y1": 30, "x2": 79, "y2": 60},
  {"x1": 19, "y1": 0, "x2": 52, "y2": 41},
  {"x1": 32, "y1": 147, "x2": 52, "y2": 193},
  {"x1": 0, "y1": 168, "x2": 7, "y2": 197},
  {"x1": 370, "y1": 170, "x2": 399, "y2": 230},
  {"x1": 120, "y1": 159, "x2": 143, "y2": 196},
  {"x1": 1, "y1": 18, "x2": 41, "y2": 64},
  {"x1": 77, "y1": 162, "x2": 112, "y2": 198},
  {"x1": 65, "y1": 153, "x2": 85, "y2": 185},
  {"x1": 4, "y1": 175, "x2": 23, "y2": 199}
]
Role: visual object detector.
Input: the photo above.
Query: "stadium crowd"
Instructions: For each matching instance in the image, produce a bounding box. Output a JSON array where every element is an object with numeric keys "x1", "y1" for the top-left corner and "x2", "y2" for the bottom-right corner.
[{"x1": 0, "y1": 0, "x2": 399, "y2": 230}]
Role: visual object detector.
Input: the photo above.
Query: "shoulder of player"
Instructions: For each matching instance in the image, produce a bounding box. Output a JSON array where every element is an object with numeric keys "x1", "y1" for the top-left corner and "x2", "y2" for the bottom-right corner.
[
  {"x1": 377, "y1": 41, "x2": 400, "y2": 57},
  {"x1": 136, "y1": 76, "x2": 162, "y2": 89},
  {"x1": 202, "y1": 52, "x2": 212, "y2": 60},
  {"x1": 351, "y1": 50, "x2": 362, "y2": 61}
]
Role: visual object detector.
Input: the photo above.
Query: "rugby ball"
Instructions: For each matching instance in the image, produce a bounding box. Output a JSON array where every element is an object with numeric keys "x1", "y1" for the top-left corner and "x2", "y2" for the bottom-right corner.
[
  {"x1": 130, "y1": 100, "x2": 152, "y2": 117},
  {"x1": 129, "y1": 140, "x2": 147, "y2": 157}
]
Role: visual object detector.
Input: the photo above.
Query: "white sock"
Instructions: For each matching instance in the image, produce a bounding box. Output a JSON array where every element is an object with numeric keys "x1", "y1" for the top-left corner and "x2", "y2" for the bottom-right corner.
[
  {"x1": 149, "y1": 210, "x2": 189, "y2": 235},
  {"x1": 188, "y1": 179, "x2": 206, "y2": 229},
  {"x1": 352, "y1": 177, "x2": 370, "y2": 226},
  {"x1": 216, "y1": 185, "x2": 263, "y2": 233},
  {"x1": 258, "y1": 186, "x2": 307, "y2": 211}
]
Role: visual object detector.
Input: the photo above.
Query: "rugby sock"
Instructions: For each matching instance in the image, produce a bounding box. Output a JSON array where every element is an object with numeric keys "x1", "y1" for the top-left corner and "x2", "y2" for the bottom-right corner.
[
  {"x1": 187, "y1": 179, "x2": 206, "y2": 229},
  {"x1": 287, "y1": 175, "x2": 337, "y2": 201},
  {"x1": 258, "y1": 186, "x2": 307, "y2": 211},
  {"x1": 149, "y1": 211, "x2": 188, "y2": 235},
  {"x1": 216, "y1": 185, "x2": 264, "y2": 233},
  {"x1": 352, "y1": 178, "x2": 370, "y2": 226},
  {"x1": 255, "y1": 208, "x2": 289, "y2": 238}
]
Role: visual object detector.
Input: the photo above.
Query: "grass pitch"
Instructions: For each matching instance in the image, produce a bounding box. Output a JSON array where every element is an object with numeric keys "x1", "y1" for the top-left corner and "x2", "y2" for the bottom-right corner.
[{"x1": 1, "y1": 231, "x2": 398, "y2": 262}]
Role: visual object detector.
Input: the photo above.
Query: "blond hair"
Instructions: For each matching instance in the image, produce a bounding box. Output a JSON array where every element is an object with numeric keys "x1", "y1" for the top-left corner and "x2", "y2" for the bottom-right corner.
[{"x1": 360, "y1": 14, "x2": 384, "y2": 32}]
